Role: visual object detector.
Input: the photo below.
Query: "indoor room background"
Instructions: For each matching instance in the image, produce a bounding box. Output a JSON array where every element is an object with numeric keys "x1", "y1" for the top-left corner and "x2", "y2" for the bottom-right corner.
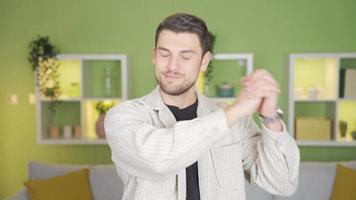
[{"x1": 1, "y1": 0, "x2": 356, "y2": 198}]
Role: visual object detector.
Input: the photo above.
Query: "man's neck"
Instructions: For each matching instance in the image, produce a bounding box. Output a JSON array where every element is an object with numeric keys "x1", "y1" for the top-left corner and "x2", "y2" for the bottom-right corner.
[{"x1": 160, "y1": 87, "x2": 197, "y2": 109}]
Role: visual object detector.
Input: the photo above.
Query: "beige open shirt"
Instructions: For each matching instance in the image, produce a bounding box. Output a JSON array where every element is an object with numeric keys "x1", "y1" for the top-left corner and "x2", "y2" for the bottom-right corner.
[{"x1": 105, "y1": 86, "x2": 300, "y2": 200}]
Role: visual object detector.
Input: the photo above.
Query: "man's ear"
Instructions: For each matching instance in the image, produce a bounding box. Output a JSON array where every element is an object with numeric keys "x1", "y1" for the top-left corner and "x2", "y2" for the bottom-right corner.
[
  {"x1": 200, "y1": 51, "x2": 212, "y2": 72},
  {"x1": 152, "y1": 47, "x2": 156, "y2": 65}
]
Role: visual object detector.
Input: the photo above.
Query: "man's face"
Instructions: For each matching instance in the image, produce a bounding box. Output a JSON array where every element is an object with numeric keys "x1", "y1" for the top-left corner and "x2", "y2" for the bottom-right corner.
[{"x1": 153, "y1": 30, "x2": 211, "y2": 96}]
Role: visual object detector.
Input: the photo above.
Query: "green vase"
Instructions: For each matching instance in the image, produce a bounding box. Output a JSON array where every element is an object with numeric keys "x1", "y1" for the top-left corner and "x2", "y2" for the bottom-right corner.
[
  {"x1": 351, "y1": 131, "x2": 356, "y2": 140},
  {"x1": 338, "y1": 120, "x2": 347, "y2": 137}
]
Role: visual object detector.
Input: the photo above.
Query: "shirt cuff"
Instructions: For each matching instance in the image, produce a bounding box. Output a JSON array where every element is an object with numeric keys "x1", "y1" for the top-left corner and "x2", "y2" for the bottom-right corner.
[{"x1": 260, "y1": 120, "x2": 290, "y2": 147}]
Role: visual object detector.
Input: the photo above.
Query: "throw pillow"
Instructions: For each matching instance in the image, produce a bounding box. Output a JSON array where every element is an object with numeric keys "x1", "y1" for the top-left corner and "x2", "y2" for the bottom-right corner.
[
  {"x1": 28, "y1": 161, "x2": 88, "y2": 179},
  {"x1": 330, "y1": 164, "x2": 356, "y2": 200},
  {"x1": 24, "y1": 168, "x2": 93, "y2": 200}
]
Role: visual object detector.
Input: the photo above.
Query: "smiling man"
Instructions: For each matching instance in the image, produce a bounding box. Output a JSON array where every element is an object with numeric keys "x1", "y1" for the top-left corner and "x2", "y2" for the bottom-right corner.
[{"x1": 105, "y1": 13, "x2": 300, "y2": 200}]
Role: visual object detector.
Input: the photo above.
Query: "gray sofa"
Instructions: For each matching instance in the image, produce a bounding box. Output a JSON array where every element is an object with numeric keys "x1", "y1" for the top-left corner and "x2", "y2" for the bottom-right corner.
[{"x1": 5, "y1": 160, "x2": 356, "y2": 200}]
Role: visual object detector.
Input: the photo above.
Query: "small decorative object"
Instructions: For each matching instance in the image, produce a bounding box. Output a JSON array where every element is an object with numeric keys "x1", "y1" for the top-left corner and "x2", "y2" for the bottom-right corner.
[
  {"x1": 74, "y1": 125, "x2": 81, "y2": 139},
  {"x1": 50, "y1": 126, "x2": 59, "y2": 139},
  {"x1": 338, "y1": 120, "x2": 348, "y2": 138},
  {"x1": 217, "y1": 82, "x2": 235, "y2": 97},
  {"x1": 68, "y1": 82, "x2": 80, "y2": 97},
  {"x1": 105, "y1": 67, "x2": 112, "y2": 97},
  {"x1": 351, "y1": 130, "x2": 356, "y2": 140},
  {"x1": 308, "y1": 86, "x2": 319, "y2": 99},
  {"x1": 63, "y1": 125, "x2": 72, "y2": 139},
  {"x1": 203, "y1": 32, "x2": 216, "y2": 96},
  {"x1": 295, "y1": 86, "x2": 304, "y2": 99},
  {"x1": 95, "y1": 101, "x2": 115, "y2": 138},
  {"x1": 316, "y1": 86, "x2": 324, "y2": 98},
  {"x1": 96, "y1": 114, "x2": 106, "y2": 138},
  {"x1": 28, "y1": 35, "x2": 61, "y2": 113}
]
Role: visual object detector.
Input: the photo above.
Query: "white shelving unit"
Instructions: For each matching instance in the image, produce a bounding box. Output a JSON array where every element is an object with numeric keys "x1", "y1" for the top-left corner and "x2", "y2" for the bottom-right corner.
[
  {"x1": 35, "y1": 54, "x2": 128, "y2": 145},
  {"x1": 288, "y1": 53, "x2": 356, "y2": 146},
  {"x1": 207, "y1": 53, "x2": 253, "y2": 105}
]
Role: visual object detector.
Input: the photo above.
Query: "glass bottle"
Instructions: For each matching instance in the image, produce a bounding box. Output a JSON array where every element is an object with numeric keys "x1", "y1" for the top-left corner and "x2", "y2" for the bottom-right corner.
[{"x1": 105, "y1": 66, "x2": 112, "y2": 97}]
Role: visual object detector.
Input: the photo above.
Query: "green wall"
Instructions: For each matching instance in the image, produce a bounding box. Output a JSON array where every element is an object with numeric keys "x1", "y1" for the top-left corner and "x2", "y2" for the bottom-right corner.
[{"x1": 1, "y1": 0, "x2": 356, "y2": 198}]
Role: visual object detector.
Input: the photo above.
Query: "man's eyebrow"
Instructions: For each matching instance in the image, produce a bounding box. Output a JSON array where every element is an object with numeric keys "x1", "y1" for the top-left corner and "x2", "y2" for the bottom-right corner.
[
  {"x1": 181, "y1": 50, "x2": 197, "y2": 54},
  {"x1": 157, "y1": 47, "x2": 197, "y2": 54},
  {"x1": 157, "y1": 47, "x2": 170, "y2": 52}
]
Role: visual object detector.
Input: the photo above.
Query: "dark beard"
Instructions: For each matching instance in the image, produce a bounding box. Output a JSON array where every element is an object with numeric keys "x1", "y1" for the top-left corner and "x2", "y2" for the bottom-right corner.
[{"x1": 155, "y1": 75, "x2": 196, "y2": 96}]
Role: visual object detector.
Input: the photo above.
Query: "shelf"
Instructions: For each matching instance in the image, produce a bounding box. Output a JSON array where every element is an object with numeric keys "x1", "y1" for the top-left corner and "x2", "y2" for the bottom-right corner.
[
  {"x1": 40, "y1": 97, "x2": 82, "y2": 102},
  {"x1": 297, "y1": 140, "x2": 356, "y2": 147},
  {"x1": 339, "y1": 59, "x2": 356, "y2": 99},
  {"x1": 84, "y1": 97, "x2": 122, "y2": 101},
  {"x1": 295, "y1": 101, "x2": 336, "y2": 118},
  {"x1": 208, "y1": 60, "x2": 246, "y2": 97},
  {"x1": 57, "y1": 60, "x2": 81, "y2": 98},
  {"x1": 295, "y1": 99, "x2": 337, "y2": 102},
  {"x1": 201, "y1": 53, "x2": 253, "y2": 97},
  {"x1": 209, "y1": 97, "x2": 236, "y2": 102},
  {"x1": 337, "y1": 100, "x2": 356, "y2": 141},
  {"x1": 83, "y1": 60, "x2": 121, "y2": 98},
  {"x1": 38, "y1": 138, "x2": 107, "y2": 145},
  {"x1": 208, "y1": 97, "x2": 235, "y2": 108},
  {"x1": 36, "y1": 54, "x2": 128, "y2": 145},
  {"x1": 39, "y1": 101, "x2": 81, "y2": 140},
  {"x1": 289, "y1": 53, "x2": 356, "y2": 146},
  {"x1": 339, "y1": 98, "x2": 356, "y2": 101},
  {"x1": 293, "y1": 57, "x2": 338, "y2": 100}
]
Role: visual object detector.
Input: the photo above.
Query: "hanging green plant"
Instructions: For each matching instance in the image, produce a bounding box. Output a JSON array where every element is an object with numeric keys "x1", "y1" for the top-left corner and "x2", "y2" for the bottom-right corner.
[
  {"x1": 203, "y1": 32, "x2": 216, "y2": 95},
  {"x1": 205, "y1": 32, "x2": 216, "y2": 83},
  {"x1": 28, "y1": 36, "x2": 61, "y2": 112}
]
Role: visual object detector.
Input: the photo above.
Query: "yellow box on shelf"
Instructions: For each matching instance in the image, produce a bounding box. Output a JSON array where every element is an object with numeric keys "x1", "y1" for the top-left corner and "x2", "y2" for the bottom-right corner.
[{"x1": 295, "y1": 117, "x2": 332, "y2": 140}]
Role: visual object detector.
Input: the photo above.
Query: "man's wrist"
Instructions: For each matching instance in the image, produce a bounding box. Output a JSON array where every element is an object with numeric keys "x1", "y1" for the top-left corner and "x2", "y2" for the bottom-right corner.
[
  {"x1": 259, "y1": 108, "x2": 283, "y2": 132},
  {"x1": 259, "y1": 108, "x2": 283, "y2": 124}
]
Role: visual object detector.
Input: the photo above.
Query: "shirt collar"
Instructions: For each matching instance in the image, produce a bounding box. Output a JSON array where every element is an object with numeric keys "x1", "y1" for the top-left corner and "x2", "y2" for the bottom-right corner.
[{"x1": 141, "y1": 85, "x2": 219, "y2": 116}]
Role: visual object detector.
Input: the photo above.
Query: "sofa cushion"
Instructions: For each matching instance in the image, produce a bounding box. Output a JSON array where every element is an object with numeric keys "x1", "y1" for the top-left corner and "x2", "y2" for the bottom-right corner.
[
  {"x1": 245, "y1": 181, "x2": 274, "y2": 200},
  {"x1": 90, "y1": 165, "x2": 124, "y2": 200},
  {"x1": 28, "y1": 161, "x2": 88, "y2": 180},
  {"x1": 24, "y1": 168, "x2": 93, "y2": 200},
  {"x1": 330, "y1": 164, "x2": 356, "y2": 200},
  {"x1": 275, "y1": 161, "x2": 356, "y2": 200},
  {"x1": 275, "y1": 162, "x2": 337, "y2": 200},
  {"x1": 342, "y1": 160, "x2": 356, "y2": 169},
  {"x1": 27, "y1": 161, "x2": 123, "y2": 200},
  {"x1": 3, "y1": 187, "x2": 28, "y2": 200}
]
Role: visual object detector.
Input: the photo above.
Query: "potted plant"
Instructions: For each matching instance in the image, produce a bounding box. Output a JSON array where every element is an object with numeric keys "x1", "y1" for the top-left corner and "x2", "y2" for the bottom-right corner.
[
  {"x1": 95, "y1": 101, "x2": 115, "y2": 138},
  {"x1": 28, "y1": 35, "x2": 61, "y2": 113}
]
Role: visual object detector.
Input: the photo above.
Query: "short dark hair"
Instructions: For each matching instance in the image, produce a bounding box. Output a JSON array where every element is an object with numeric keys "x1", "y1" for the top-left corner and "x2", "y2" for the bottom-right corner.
[{"x1": 155, "y1": 13, "x2": 212, "y2": 55}]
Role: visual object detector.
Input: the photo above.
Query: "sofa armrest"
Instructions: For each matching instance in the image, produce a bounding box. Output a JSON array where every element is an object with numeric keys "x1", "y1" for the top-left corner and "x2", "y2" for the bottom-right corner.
[{"x1": 3, "y1": 187, "x2": 28, "y2": 200}]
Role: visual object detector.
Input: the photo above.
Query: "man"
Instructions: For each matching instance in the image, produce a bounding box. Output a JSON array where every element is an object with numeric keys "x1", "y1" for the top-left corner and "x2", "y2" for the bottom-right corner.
[{"x1": 105, "y1": 13, "x2": 299, "y2": 200}]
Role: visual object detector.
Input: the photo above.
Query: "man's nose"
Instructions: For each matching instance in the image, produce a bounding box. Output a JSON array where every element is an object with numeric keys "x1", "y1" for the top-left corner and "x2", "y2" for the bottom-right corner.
[{"x1": 167, "y1": 55, "x2": 180, "y2": 71}]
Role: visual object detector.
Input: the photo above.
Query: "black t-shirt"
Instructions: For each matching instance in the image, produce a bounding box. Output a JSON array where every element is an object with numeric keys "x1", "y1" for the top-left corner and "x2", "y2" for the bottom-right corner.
[{"x1": 166, "y1": 100, "x2": 200, "y2": 200}]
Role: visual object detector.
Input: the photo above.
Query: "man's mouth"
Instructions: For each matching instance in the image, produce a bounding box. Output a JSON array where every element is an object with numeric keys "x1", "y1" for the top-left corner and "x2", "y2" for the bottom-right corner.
[{"x1": 164, "y1": 72, "x2": 182, "y2": 79}]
